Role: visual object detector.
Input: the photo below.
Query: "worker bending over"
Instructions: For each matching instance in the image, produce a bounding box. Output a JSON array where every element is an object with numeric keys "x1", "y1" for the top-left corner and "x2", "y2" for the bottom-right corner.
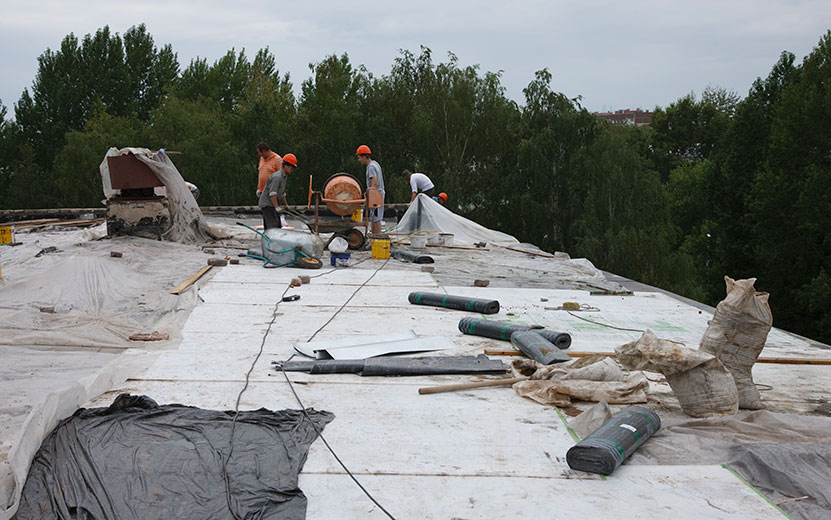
[
  {"x1": 356, "y1": 145, "x2": 385, "y2": 235},
  {"x1": 404, "y1": 170, "x2": 436, "y2": 202},
  {"x1": 258, "y1": 153, "x2": 297, "y2": 229},
  {"x1": 256, "y1": 142, "x2": 282, "y2": 197}
]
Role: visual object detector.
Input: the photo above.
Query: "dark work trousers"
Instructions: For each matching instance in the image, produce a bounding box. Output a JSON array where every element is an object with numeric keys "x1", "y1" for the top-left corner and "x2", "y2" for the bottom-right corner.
[
  {"x1": 261, "y1": 207, "x2": 282, "y2": 229},
  {"x1": 423, "y1": 187, "x2": 435, "y2": 197}
]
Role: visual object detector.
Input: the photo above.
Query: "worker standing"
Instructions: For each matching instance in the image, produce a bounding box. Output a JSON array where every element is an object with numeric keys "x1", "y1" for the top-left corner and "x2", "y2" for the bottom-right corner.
[
  {"x1": 256, "y1": 142, "x2": 282, "y2": 197},
  {"x1": 356, "y1": 145, "x2": 385, "y2": 235},
  {"x1": 259, "y1": 153, "x2": 297, "y2": 229}
]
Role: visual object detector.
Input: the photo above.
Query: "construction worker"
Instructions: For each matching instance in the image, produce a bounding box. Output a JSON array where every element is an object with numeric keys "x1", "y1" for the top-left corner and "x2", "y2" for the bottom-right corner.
[
  {"x1": 256, "y1": 142, "x2": 282, "y2": 197},
  {"x1": 356, "y1": 145, "x2": 384, "y2": 235},
  {"x1": 433, "y1": 192, "x2": 448, "y2": 206},
  {"x1": 404, "y1": 170, "x2": 436, "y2": 202},
  {"x1": 259, "y1": 153, "x2": 297, "y2": 229}
]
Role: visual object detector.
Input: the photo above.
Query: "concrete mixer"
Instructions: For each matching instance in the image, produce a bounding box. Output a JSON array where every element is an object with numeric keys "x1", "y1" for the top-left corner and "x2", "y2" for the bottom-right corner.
[{"x1": 298, "y1": 172, "x2": 381, "y2": 250}]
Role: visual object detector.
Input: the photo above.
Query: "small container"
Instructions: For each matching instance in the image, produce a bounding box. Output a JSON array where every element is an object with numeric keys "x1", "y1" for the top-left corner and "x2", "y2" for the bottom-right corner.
[
  {"x1": 371, "y1": 235, "x2": 390, "y2": 259},
  {"x1": 439, "y1": 233, "x2": 454, "y2": 246},
  {"x1": 351, "y1": 208, "x2": 363, "y2": 222},
  {"x1": 330, "y1": 252, "x2": 351, "y2": 267},
  {"x1": 410, "y1": 234, "x2": 428, "y2": 248},
  {"x1": 426, "y1": 233, "x2": 441, "y2": 245}
]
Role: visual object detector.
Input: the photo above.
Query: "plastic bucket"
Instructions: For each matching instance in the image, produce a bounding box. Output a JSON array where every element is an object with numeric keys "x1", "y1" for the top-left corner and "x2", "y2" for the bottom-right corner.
[
  {"x1": 439, "y1": 233, "x2": 454, "y2": 246},
  {"x1": 371, "y1": 237, "x2": 390, "y2": 259},
  {"x1": 410, "y1": 234, "x2": 428, "y2": 248},
  {"x1": 426, "y1": 233, "x2": 441, "y2": 245}
]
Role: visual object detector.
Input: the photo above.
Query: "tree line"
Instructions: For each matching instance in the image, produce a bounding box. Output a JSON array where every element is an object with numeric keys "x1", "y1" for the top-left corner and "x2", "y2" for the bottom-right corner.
[{"x1": 0, "y1": 25, "x2": 829, "y2": 344}]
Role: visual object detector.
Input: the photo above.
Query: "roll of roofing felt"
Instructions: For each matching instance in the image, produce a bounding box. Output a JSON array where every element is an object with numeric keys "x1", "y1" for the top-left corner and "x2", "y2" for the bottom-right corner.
[
  {"x1": 408, "y1": 292, "x2": 500, "y2": 314},
  {"x1": 458, "y1": 317, "x2": 572, "y2": 349},
  {"x1": 566, "y1": 406, "x2": 661, "y2": 475},
  {"x1": 510, "y1": 330, "x2": 571, "y2": 364}
]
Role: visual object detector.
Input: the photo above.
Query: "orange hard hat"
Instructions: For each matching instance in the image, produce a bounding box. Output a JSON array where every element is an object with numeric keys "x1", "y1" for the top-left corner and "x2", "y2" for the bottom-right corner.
[
  {"x1": 439, "y1": 192, "x2": 448, "y2": 201},
  {"x1": 356, "y1": 144, "x2": 371, "y2": 155},
  {"x1": 283, "y1": 153, "x2": 298, "y2": 167}
]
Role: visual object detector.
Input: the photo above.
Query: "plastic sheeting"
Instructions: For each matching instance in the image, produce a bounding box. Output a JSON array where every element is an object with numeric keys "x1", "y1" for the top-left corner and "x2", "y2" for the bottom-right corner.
[
  {"x1": 392, "y1": 194, "x2": 519, "y2": 245},
  {"x1": 408, "y1": 292, "x2": 500, "y2": 314},
  {"x1": 15, "y1": 394, "x2": 334, "y2": 520},
  {"x1": 100, "y1": 147, "x2": 216, "y2": 244},
  {"x1": 566, "y1": 406, "x2": 661, "y2": 475}
]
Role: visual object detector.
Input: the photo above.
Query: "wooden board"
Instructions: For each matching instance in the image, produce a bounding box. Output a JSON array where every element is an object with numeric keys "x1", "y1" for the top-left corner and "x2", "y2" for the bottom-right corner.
[{"x1": 170, "y1": 265, "x2": 213, "y2": 295}]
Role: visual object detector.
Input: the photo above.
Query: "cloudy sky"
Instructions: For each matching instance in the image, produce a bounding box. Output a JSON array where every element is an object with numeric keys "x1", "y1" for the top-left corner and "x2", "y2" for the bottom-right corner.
[{"x1": 1, "y1": 0, "x2": 829, "y2": 117}]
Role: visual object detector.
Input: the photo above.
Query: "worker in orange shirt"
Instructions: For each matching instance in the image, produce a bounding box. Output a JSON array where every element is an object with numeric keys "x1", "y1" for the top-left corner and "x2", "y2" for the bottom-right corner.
[{"x1": 256, "y1": 142, "x2": 282, "y2": 197}]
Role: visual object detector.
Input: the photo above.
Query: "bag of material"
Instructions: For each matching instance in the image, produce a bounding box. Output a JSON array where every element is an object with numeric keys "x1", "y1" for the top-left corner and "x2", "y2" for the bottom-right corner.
[
  {"x1": 700, "y1": 276, "x2": 772, "y2": 410},
  {"x1": 616, "y1": 329, "x2": 738, "y2": 418},
  {"x1": 566, "y1": 406, "x2": 661, "y2": 475}
]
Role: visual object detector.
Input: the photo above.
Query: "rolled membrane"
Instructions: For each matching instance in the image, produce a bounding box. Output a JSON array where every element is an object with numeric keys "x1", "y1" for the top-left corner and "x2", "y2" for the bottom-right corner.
[
  {"x1": 458, "y1": 317, "x2": 572, "y2": 349},
  {"x1": 510, "y1": 330, "x2": 570, "y2": 364},
  {"x1": 566, "y1": 406, "x2": 661, "y2": 475},
  {"x1": 408, "y1": 292, "x2": 499, "y2": 314}
]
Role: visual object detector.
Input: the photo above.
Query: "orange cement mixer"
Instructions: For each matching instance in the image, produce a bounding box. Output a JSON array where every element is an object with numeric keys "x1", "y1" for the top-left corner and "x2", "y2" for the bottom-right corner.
[{"x1": 321, "y1": 173, "x2": 364, "y2": 216}]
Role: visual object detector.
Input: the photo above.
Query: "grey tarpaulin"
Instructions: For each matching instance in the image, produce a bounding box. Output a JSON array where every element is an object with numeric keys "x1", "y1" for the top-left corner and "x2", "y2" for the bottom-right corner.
[
  {"x1": 510, "y1": 330, "x2": 571, "y2": 364},
  {"x1": 566, "y1": 406, "x2": 661, "y2": 475},
  {"x1": 458, "y1": 317, "x2": 572, "y2": 349},
  {"x1": 391, "y1": 249, "x2": 435, "y2": 264},
  {"x1": 15, "y1": 394, "x2": 334, "y2": 520},
  {"x1": 727, "y1": 443, "x2": 831, "y2": 520},
  {"x1": 277, "y1": 354, "x2": 508, "y2": 376},
  {"x1": 408, "y1": 292, "x2": 500, "y2": 314}
]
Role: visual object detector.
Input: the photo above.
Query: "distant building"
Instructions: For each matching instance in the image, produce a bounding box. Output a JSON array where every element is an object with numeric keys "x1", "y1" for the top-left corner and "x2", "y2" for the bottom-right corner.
[{"x1": 593, "y1": 108, "x2": 652, "y2": 126}]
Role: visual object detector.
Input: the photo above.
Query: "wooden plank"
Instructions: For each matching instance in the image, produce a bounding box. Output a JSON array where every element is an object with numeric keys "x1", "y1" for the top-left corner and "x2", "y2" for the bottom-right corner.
[
  {"x1": 419, "y1": 377, "x2": 528, "y2": 395},
  {"x1": 494, "y1": 244, "x2": 556, "y2": 258},
  {"x1": 425, "y1": 243, "x2": 490, "y2": 251},
  {"x1": 483, "y1": 349, "x2": 831, "y2": 365},
  {"x1": 170, "y1": 265, "x2": 213, "y2": 295}
]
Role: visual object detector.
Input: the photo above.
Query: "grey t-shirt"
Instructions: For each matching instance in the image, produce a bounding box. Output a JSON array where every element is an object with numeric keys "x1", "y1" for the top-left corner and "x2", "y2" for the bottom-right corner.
[
  {"x1": 258, "y1": 170, "x2": 287, "y2": 209},
  {"x1": 366, "y1": 160, "x2": 385, "y2": 195}
]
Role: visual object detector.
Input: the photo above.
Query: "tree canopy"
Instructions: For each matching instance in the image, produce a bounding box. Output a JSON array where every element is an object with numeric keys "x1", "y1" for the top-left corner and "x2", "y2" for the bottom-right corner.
[{"x1": 1, "y1": 26, "x2": 829, "y2": 344}]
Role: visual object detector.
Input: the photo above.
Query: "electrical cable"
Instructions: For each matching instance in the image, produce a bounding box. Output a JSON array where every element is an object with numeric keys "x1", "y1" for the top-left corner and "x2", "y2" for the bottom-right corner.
[
  {"x1": 225, "y1": 256, "x2": 395, "y2": 519},
  {"x1": 565, "y1": 310, "x2": 646, "y2": 333},
  {"x1": 223, "y1": 281, "x2": 292, "y2": 520}
]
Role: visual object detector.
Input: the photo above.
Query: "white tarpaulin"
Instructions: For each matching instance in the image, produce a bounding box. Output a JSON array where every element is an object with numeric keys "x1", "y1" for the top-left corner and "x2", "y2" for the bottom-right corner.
[
  {"x1": 392, "y1": 194, "x2": 519, "y2": 245},
  {"x1": 99, "y1": 147, "x2": 216, "y2": 244}
]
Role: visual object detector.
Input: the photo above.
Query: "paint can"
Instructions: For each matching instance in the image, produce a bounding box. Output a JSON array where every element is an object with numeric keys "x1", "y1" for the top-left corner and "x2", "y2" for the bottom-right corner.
[
  {"x1": 330, "y1": 252, "x2": 351, "y2": 267},
  {"x1": 351, "y1": 208, "x2": 363, "y2": 222},
  {"x1": 410, "y1": 234, "x2": 428, "y2": 248},
  {"x1": 426, "y1": 232, "x2": 441, "y2": 245},
  {"x1": 439, "y1": 233, "x2": 454, "y2": 246},
  {"x1": 371, "y1": 235, "x2": 390, "y2": 259}
]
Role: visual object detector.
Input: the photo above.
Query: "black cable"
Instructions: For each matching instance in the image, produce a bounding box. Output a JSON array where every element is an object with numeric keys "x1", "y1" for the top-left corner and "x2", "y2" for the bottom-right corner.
[
  {"x1": 223, "y1": 282, "x2": 292, "y2": 520},
  {"x1": 225, "y1": 256, "x2": 395, "y2": 519},
  {"x1": 565, "y1": 310, "x2": 646, "y2": 333}
]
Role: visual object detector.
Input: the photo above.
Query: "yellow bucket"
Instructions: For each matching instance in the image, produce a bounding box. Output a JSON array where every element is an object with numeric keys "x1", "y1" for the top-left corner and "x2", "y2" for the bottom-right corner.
[
  {"x1": 371, "y1": 236, "x2": 390, "y2": 259},
  {"x1": 351, "y1": 208, "x2": 363, "y2": 222}
]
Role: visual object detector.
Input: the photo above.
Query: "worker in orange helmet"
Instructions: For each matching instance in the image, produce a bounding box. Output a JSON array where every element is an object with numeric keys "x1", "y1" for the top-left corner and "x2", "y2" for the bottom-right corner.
[
  {"x1": 258, "y1": 153, "x2": 297, "y2": 229},
  {"x1": 433, "y1": 192, "x2": 448, "y2": 206},
  {"x1": 356, "y1": 145, "x2": 385, "y2": 235}
]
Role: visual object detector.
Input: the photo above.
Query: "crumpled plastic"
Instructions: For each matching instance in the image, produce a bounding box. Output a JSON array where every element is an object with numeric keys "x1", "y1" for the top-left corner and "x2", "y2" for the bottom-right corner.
[{"x1": 510, "y1": 357, "x2": 648, "y2": 406}]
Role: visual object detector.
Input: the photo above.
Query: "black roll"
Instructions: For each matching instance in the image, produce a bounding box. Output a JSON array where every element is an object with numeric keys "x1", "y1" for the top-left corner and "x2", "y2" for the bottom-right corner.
[
  {"x1": 458, "y1": 317, "x2": 572, "y2": 349},
  {"x1": 408, "y1": 292, "x2": 500, "y2": 314},
  {"x1": 510, "y1": 330, "x2": 570, "y2": 364},
  {"x1": 566, "y1": 406, "x2": 661, "y2": 475}
]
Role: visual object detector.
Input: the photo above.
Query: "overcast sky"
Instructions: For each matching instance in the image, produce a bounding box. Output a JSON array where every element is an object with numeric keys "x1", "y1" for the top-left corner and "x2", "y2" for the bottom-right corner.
[{"x1": 1, "y1": 0, "x2": 829, "y2": 118}]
